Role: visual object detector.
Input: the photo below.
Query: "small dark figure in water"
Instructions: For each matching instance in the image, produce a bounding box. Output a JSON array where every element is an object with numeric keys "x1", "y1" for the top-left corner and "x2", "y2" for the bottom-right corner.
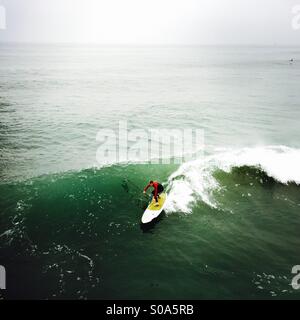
[
  {"x1": 290, "y1": 58, "x2": 294, "y2": 64},
  {"x1": 121, "y1": 180, "x2": 129, "y2": 193}
]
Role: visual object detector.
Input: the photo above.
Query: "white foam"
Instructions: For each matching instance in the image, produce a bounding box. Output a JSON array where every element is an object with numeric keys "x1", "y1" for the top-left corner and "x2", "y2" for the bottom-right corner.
[{"x1": 165, "y1": 146, "x2": 300, "y2": 214}]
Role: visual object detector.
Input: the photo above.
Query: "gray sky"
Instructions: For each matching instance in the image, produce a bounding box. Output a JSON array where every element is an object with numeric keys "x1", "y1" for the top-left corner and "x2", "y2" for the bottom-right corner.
[{"x1": 0, "y1": 0, "x2": 300, "y2": 45}]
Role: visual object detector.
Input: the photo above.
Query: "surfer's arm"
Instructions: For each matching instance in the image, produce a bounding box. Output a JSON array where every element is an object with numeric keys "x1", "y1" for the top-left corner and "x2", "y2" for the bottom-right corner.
[{"x1": 144, "y1": 184, "x2": 151, "y2": 192}]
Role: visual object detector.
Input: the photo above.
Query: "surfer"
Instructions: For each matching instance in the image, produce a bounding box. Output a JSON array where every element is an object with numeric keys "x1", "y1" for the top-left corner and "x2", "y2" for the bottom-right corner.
[{"x1": 143, "y1": 180, "x2": 164, "y2": 206}]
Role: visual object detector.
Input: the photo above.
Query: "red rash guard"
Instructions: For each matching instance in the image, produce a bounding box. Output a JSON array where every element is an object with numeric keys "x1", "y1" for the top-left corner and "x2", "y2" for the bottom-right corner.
[{"x1": 144, "y1": 181, "x2": 159, "y2": 199}]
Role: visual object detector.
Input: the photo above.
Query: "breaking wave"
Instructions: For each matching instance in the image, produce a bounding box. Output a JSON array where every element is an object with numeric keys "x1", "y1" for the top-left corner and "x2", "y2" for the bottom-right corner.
[{"x1": 165, "y1": 146, "x2": 300, "y2": 213}]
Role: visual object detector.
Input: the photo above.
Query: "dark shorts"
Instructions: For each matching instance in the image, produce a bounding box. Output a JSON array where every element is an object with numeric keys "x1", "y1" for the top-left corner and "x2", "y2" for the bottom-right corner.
[{"x1": 152, "y1": 184, "x2": 164, "y2": 196}]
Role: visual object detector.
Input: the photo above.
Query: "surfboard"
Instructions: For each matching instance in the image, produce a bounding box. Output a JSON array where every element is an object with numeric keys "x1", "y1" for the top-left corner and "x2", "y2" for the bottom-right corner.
[{"x1": 141, "y1": 193, "x2": 167, "y2": 224}]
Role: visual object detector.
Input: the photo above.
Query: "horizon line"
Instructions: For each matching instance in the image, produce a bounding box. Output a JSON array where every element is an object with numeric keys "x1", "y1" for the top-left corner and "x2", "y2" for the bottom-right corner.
[{"x1": 1, "y1": 41, "x2": 300, "y2": 47}]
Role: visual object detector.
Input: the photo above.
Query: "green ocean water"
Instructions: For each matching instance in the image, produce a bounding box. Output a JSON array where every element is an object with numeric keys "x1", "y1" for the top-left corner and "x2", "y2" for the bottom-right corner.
[{"x1": 1, "y1": 44, "x2": 300, "y2": 299}]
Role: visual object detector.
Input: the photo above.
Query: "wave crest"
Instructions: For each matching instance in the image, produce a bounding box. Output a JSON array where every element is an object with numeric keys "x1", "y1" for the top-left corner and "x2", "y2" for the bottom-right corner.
[{"x1": 165, "y1": 146, "x2": 300, "y2": 213}]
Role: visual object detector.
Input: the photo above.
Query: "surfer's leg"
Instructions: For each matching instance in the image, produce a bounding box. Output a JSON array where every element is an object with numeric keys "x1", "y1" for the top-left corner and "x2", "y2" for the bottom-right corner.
[
  {"x1": 151, "y1": 190, "x2": 156, "y2": 202},
  {"x1": 157, "y1": 185, "x2": 164, "y2": 198},
  {"x1": 151, "y1": 190, "x2": 159, "y2": 202}
]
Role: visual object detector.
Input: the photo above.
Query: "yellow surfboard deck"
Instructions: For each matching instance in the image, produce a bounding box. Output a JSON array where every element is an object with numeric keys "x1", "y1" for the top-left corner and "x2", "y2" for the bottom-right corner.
[
  {"x1": 141, "y1": 193, "x2": 167, "y2": 224},
  {"x1": 147, "y1": 193, "x2": 167, "y2": 210}
]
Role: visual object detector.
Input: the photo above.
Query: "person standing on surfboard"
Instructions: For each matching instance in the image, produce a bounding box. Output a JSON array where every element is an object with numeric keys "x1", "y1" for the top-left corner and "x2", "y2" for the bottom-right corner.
[{"x1": 143, "y1": 180, "x2": 164, "y2": 205}]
